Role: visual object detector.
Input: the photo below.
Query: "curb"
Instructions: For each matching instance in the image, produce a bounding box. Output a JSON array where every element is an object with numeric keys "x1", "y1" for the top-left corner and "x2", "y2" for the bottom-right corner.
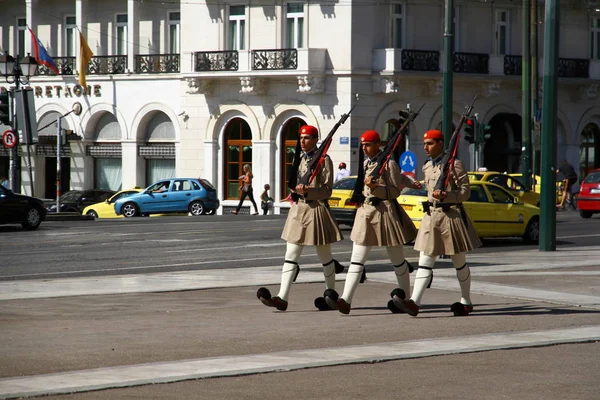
[{"x1": 45, "y1": 213, "x2": 94, "y2": 221}]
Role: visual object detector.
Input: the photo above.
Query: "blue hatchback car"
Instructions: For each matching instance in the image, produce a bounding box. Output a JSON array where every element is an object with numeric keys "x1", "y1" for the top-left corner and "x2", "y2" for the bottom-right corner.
[{"x1": 114, "y1": 178, "x2": 220, "y2": 217}]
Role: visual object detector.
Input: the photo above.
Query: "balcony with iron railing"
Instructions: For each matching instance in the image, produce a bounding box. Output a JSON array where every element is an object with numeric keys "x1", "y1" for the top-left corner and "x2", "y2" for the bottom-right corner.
[
  {"x1": 373, "y1": 48, "x2": 600, "y2": 80},
  {"x1": 498, "y1": 55, "x2": 591, "y2": 78},
  {"x1": 195, "y1": 51, "x2": 239, "y2": 72},
  {"x1": 192, "y1": 48, "x2": 326, "y2": 75},
  {"x1": 37, "y1": 56, "x2": 76, "y2": 75},
  {"x1": 135, "y1": 54, "x2": 180, "y2": 73},
  {"x1": 37, "y1": 54, "x2": 179, "y2": 76},
  {"x1": 88, "y1": 55, "x2": 128, "y2": 75}
]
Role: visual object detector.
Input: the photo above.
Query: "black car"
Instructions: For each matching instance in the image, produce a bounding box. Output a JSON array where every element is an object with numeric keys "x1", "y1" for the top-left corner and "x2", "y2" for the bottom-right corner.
[
  {"x1": 0, "y1": 185, "x2": 47, "y2": 230},
  {"x1": 46, "y1": 189, "x2": 116, "y2": 213}
]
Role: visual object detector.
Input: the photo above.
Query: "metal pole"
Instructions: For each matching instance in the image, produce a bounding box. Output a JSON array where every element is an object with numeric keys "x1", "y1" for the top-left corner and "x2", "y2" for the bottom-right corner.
[
  {"x1": 20, "y1": 88, "x2": 35, "y2": 197},
  {"x1": 539, "y1": 0, "x2": 559, "y2": 251},
  {"x1": 8, "y1": 89, "x2": 19, "y2": 193},
  {"x1": 522, "y1": 0, "x2": 532, "y2": 190},
  {"x1": 442, "y1": 0, "x2": 454, "y2": 148},
  {"x1": 56, "y1": 117, "x2": 62, "y2": 214},
  {"x1": 474, "y1": 113, "x2": 480, "y2": 171},
  {"x1": 531, "y1": 0, "x2": 539, "y2": 176}
]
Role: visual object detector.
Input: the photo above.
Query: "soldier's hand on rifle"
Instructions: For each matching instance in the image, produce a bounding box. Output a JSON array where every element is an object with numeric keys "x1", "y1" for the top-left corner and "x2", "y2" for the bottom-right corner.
[
  {"x1": 364, "y1": 176, "x2": 379, "y2": 190},
  {"x1": 432, "y1": 189, "x2": 447, "y2": 200},
  {"x1": 295, "y1": 184, "x2": 309, "y2": 195}
]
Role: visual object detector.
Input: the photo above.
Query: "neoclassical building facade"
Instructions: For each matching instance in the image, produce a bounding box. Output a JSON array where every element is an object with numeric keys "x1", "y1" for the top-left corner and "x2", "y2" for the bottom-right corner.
[{"x1": 1, "y1": 0, "x2": 599, "y2": 214}]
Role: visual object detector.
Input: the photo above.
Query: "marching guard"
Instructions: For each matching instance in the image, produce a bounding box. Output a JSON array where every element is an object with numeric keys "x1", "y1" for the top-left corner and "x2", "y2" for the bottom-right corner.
[{"x1": 393, "y1": 128, "x2": 482, "y2": 317}]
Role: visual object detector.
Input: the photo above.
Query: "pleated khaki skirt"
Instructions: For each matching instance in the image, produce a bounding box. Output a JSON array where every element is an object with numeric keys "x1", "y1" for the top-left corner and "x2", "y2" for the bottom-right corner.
[
  {"x1": 413, "y1": 206, "x2": 482, "y2": 256},
  {"x1": 281, "y1": 200, "x2": 343, "y2": 246},
  {"x1": 350, "y1": 200, "x2": 418, "y2": 247}
]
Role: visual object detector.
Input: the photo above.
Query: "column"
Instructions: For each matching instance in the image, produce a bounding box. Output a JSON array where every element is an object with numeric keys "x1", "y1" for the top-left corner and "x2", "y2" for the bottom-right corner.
[
  {"x1": 121, "y1": 141, "x2": 141, "y2": 188},
  {"x1": 127, "y1": 0, "x2": 138, "y2": 73}
]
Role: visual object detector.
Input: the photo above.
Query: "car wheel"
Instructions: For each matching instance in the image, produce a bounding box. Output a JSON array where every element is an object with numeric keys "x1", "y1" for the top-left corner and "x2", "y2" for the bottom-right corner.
[
  {"x1": 522, "y1": 217, "x2": 540, "y2": 244},
  {"x1": 205, "y1": 208, "x2": 216, "y2": 215},
  {"x1": 21, "y1": 207, "x2": 42, "y2": 230},
  {"x1": 580, "y1": 210, "x2": 593, "y2": 219},
  {"x1": 86, "y1": 210, "x2": 98, "y2": 218},
  {"x1": 189, "y1": 201, "x2": 205, "y2": 216},
  {"x1": 122, "y1": 202, "x2": 139, "y2": 218}
]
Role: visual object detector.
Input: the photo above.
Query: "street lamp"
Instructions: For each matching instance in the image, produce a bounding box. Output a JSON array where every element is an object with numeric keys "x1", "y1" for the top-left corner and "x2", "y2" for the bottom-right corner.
[{"x1": 0, "y1": 53, "x2": 39, "y2": 88}]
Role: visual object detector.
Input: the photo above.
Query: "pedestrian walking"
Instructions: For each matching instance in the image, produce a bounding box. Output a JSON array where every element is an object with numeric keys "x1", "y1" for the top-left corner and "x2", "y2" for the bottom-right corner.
[
  {"x1": 556, "y1": 159, "x2": 578, "y2": 210},
  {"x1": 232, "y1": 164, "x2": 259, "y2": 215},
  {"x1": 393, "y1": 129, "x2": 481, "y2": 317},
  {"x1": 335, "y1": 162, "x2": 351, "y2": 182},
  {"x1": 324, "y1": 130, "x2": 420, "y2": 314},
  {"x1": 257, "y1": 125, "x2": 345, "y2": 311},
  {"x1": 0, "y1": 175, "x2": 8, "y2": 188},
  {"x1": 260, "y1": 184, "x2": 274, "y2": 215}
]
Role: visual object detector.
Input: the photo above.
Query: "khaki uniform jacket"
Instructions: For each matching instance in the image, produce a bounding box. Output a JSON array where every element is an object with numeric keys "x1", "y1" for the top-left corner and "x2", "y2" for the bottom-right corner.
[
  {"x1": 350, "y1": 158, "x2": 417, "y2": 246},
  {"x1": 281, "y1": 152, "x2": 343, "y2": 246},
  {"x1": 414, "y1": 158, "x2": 481, "y2": 256}
]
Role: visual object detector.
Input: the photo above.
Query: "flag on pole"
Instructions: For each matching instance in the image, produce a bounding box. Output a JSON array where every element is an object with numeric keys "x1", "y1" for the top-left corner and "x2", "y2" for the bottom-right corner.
[
  {"x1": 29, "y1": 28, "x2": 59, "y2": 74},
  {"x1": 78, "y1": 31, "x2": 94, "y2": 87}
]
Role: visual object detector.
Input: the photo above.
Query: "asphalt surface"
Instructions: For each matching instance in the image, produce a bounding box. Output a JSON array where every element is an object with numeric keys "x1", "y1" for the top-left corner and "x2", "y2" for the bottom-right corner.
[{"x1": 0, "y1": 212, "x2": 599, "y2": 399}]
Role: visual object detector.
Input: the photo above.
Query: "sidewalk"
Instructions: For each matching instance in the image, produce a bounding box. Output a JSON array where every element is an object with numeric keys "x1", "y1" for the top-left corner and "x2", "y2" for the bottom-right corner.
[{"x1": 1, "y1": 246, "x2": 599, "y2": 399}]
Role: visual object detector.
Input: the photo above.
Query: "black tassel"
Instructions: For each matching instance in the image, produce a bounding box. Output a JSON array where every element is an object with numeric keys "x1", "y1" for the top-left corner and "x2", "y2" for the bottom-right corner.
[
  {"x1": 350, "y1": 144, "x2": 366, "y2": 204},
  {"x1": 287, "y1": 135, "x2": 302, "y2": 190}
]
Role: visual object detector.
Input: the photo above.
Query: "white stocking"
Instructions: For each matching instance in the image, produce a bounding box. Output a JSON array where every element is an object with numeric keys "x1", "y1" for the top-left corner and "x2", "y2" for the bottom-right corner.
[
  {"x1": 451, "y1": 253, "x2": 471, "y2": 305},
  {"x1": 410, "y1": 252, "x2": 436, "y2": 306},
  {"x1": 316, "y1": 244, "x2": 336, "y2": 290},
  {"x1": 386, "y1": 246, "x2": 410, "y2": 297},
  {"x1": 277, "y1": 242, "x2": 303, "y2": 301},
  {"x1": 341, "y1": 244, "x2": 371, "y2": 304}
]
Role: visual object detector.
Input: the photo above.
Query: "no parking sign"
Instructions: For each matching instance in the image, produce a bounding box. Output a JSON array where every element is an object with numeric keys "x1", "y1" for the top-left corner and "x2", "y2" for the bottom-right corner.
[{"x1": 2, "y1": 130, "x2": 17, "y2": 149}]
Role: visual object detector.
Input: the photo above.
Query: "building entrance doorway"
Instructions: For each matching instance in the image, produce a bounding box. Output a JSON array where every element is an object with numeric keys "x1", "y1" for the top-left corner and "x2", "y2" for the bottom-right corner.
[{"x1": 44, "y1": 157, "x2": 70, "y2": 199}]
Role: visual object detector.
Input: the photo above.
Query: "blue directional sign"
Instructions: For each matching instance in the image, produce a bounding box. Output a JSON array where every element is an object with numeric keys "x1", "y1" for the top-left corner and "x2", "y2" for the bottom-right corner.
[
  {"x1": 350, "y1": 137, "x2": 359, "y2": 149},
  {"x1": 340, "y1": 136, "x2": 349, "y2": 145},
  {"x1": 400, "y1": 150, "x2": 417, "y2": 172}
]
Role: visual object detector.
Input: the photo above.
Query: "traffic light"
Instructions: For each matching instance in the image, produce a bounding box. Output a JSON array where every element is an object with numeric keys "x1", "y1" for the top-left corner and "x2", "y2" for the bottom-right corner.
[
  {"x1": 479, "y1": 123, "x2": 492, "y2": 142},
  {"x1": 0, "y1": 91, "x2": 10, "y2": 126},
  {"x1": 463, "y1": 117, "x2": 475, "y2": 143}
]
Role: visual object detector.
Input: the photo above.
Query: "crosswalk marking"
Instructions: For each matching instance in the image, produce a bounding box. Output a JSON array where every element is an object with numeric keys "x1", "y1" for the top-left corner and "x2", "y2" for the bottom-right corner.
[{"x1": 0, "y1": 325, "x2": 597, "y2": 400}]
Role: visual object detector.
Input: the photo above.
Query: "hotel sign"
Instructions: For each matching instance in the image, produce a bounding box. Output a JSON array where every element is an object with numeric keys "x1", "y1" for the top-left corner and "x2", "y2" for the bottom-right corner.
[
  {"x1": 33, "y1": 84, "x2": 102, "y2": 98},
  {"x1": 0, "y1": 84, "x2": 102, "y2": 98}
]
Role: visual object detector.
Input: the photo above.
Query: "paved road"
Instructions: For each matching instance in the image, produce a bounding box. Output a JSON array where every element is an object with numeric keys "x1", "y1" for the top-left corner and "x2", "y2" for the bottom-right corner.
[
  {"x1": 0, "y1": 211, "x2": 599, "y2": 399},
  {"x1": 0, "y1": 210, "x2": 597, "y2": 280}
]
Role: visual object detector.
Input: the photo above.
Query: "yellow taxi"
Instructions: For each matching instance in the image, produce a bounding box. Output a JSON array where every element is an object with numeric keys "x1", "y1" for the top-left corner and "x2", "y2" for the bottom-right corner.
[
  {"x1": 328, "y1": 176, "x2": 360, "y2": 227},
  {"x1": 329, "y1": 177, "x2": 540, "y2": 243},
  {"x1": 83, "y1": 188, "x2": 142, "y2": 218},
  {"x1": 508, "y1": 173, "x2": 563, "y2": 204},
  {"x1": 467, "y1": 171, "x2": 540, "y2": 206}
]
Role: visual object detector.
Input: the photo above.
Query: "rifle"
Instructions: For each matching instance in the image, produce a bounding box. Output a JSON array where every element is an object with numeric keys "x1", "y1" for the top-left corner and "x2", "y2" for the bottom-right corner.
[
  {"x1": 433, "y1": 95, "x2": 477, "y2": 192},
  {"x1": 288, "y1": 105, "x2": 356, "y2": 193},
  {"x1": 351, "y1": 104, "x2": 424, "y2": 203}
]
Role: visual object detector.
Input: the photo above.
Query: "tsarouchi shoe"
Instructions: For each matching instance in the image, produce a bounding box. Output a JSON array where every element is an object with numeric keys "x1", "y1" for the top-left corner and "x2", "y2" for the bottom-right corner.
[
  {"x1": 336, "y1": 298, "x2": 351, "y2": 315},
  {"x1": 314, "y1": 297, "x2": 332, "y2": 311},
  {"x1": 323, "y1": 289, "x2": 340, "y2": 311},
  {"x1": 256, "y1": 287, "x2": 288, "y2": 311},
  {"x1": 451, "y1": 302, "x2": 473, "y2": 316},
  {"x1": 387, "y1": 299, "x2": 405, "y2": 314},
  {"x1": 388, "y1": 288, "x2": 407, "y2": 314},
  {"x1": 391, "y1": 289, "x2": 419, "y2": 316}
]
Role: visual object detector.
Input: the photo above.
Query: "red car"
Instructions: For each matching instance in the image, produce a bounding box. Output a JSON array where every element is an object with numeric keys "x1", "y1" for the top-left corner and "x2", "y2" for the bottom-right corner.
[{"x1": 578, "y1": 168, "x2": 600, "y2": 219}]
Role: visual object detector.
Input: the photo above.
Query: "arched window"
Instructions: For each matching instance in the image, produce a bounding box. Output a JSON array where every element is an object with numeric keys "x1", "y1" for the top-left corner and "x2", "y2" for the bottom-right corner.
[
  {"x1": 225, "y1": 118, "x2": 252, "y2": 200},
  {"x1": 280, "y1": 117, "x2": 306, "y2": 198},
  {"x1": 580, "y1": 123, "x2": 600, "y2": 178}
]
